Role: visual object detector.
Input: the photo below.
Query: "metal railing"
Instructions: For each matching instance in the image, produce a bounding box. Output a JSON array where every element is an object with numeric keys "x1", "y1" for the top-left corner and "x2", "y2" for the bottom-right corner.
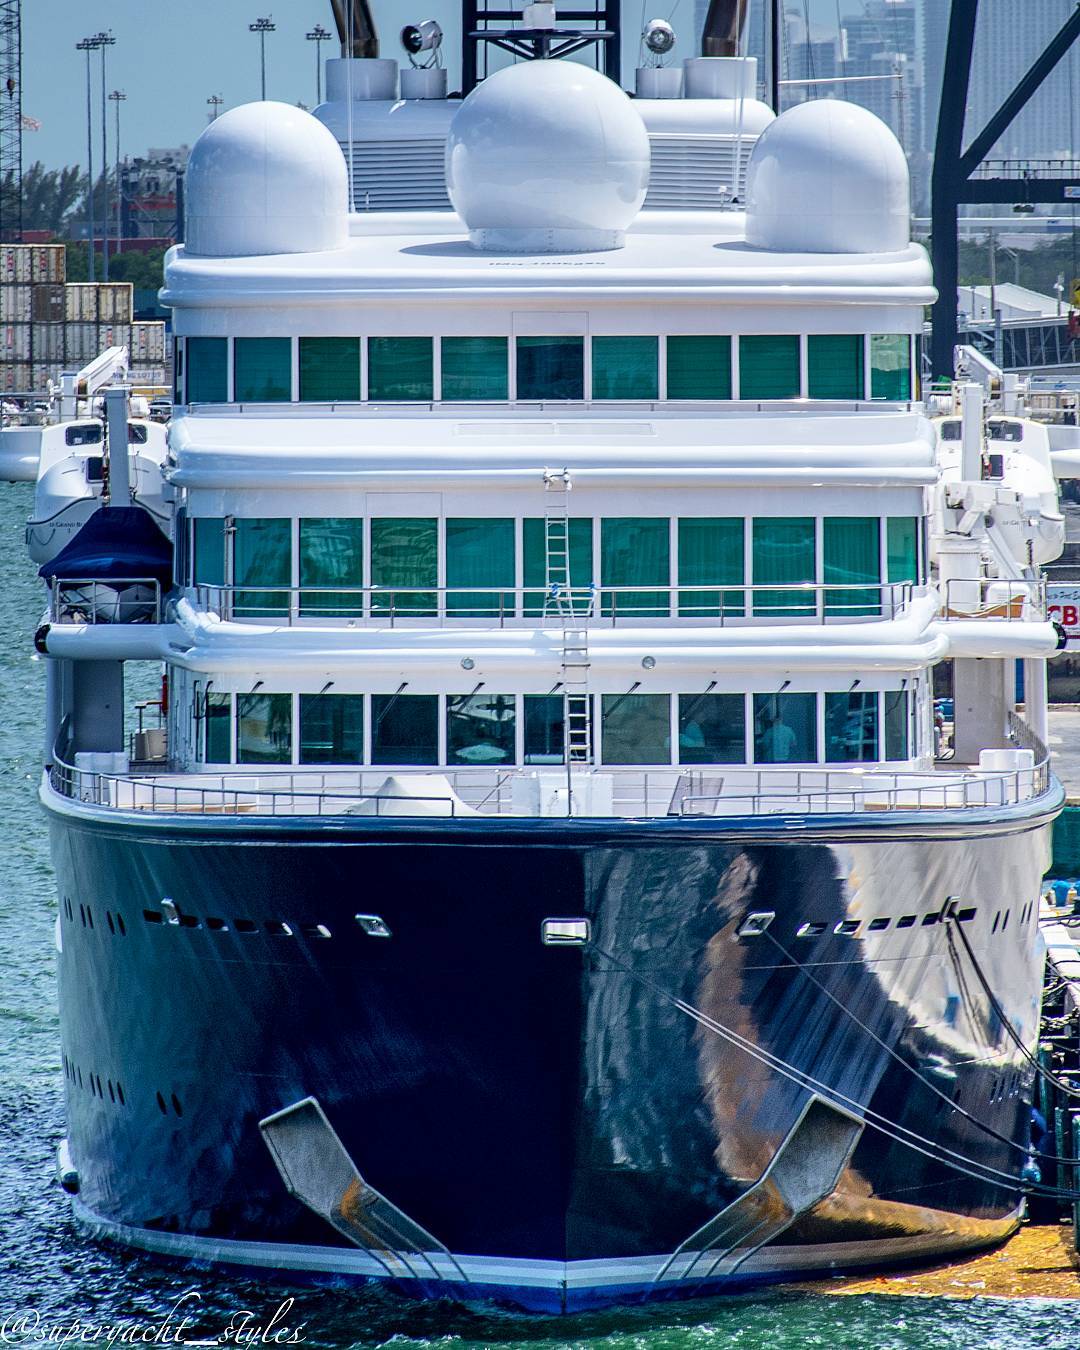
[
  {"x1": 50, "y1": 577, "x2": 163, "y2": 625},
  {"x1": 190, "y1": 581, "x2": 918, "y2": 628},
  {"x1": 940, "y1": 576, "x2": 1046, "y2": 622},
  {"x1": 48, "y1": 753, "x2": 1052, "y2": 820}
]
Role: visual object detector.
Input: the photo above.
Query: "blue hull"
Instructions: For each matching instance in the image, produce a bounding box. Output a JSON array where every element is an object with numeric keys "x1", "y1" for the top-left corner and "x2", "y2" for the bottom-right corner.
[{"x1": 47, "y1": 790, "x2": 1058, "y2": 1312}]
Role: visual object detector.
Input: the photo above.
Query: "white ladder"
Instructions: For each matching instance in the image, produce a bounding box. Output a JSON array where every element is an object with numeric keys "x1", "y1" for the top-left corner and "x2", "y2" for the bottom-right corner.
[{"x1": 544, "y1": 468, "x2": 592, "y2": 765}]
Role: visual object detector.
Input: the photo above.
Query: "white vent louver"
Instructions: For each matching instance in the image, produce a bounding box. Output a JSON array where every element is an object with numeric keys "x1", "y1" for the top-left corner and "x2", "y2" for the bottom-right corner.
[{"x1": 339, "y1": 133, "x2": 757, "y2": 213}]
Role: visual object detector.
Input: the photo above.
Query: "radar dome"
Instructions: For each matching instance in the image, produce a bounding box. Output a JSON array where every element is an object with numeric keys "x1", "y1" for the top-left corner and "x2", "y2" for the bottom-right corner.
[
  {"x1": 445, "y1": 62, "x2": 650, "y2": 253},
  {"x1": 745, "y1": 100, "x2": 909, "y2": 254},
  {"x1": 185, "y1": 102, "x2": 348, "y2": 258}
]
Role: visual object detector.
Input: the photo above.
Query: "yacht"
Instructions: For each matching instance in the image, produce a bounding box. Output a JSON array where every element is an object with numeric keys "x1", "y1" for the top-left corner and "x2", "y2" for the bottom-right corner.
[{"x1": 29, "y1": 4, "x2": 1071, "y2": 1315}]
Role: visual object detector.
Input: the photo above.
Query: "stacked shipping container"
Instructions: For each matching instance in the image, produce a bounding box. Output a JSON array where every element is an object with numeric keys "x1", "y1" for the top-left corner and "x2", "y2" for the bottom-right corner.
[{"x1": 0, "y1": 244, "x2": 169, "y2": 395}]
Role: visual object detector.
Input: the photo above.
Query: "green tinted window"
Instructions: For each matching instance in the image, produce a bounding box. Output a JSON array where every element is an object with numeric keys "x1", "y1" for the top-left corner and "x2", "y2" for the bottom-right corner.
[
  {"x1": 592, "y1": 336, "x2": 659, "y2": 400},
  {"x1": 823, "y1": 517, "x2": 880, "y2": 616},
  {"x1": 205, "y1": 692, "x2": 231, "y2": 764},
  {"x1": 447, "y1": 693, "x2": 516, "y2": 766},
  {"x1": 678, "y1": 694, "x2": 746, "y2": 764},
  {"x1": 601, "y1": 517, "x2": 670, "y2": 618},
  {"x1": 446, "y1": 518, "x2": 515, "y2": 617},
  {"x1": 299, "y1": 337, "x2": 360, "y2": 402},
  {"x1": 370, "y1": 518, "x2": 436, "y2": 615},
  {"x1": 522, "y1": 517, "x2": 593, "y2": 616},
  {"x1": 299, "y1": 694, "x2": 363, "y2": 764},
  {"x1": 368, "y1": 337, "x2": 433, "y2": 402},
  {"x1": 752, "y1": 518, "x2": 815, "y2": 616},
  {"x1": 299, "y1": 518, "x2": 363, "y2": 617},
  {"x1": 237, "y1": 693, "x2": 292, "y2": 764},
  {"x1": 186, "y1": 337, "x2": 228, "y2": 403},
  {"x1": 193, "y1": 517, "x2": 225, "y2": 586},
  {"x1": 870, "y1": 334, "x2": 912, "y2": 400},
  {"x1": 752, "y1": 692, "x2": 817, "y2": 763},
  {"x1": 524, "y1": 694, "x2": 564, "y2": 764},
  {"x1": 678, "y1": 518, "x2": 744, "y2": 618},
  {"x1": 371, "y1": 693, "x2": 438, "y2": 765},
  {"x1": 824, "y1": 691, "x2": 879, "y2": 762},
  {"x1": 601, "y1": 693, "x2": 671, "y2": 765},
  {"x1": 808, "y1": 334, "x2": 864, "y2": 400},
  {"x1": 666, "y1": 335, "x2": 731, "y2": 399},
  {"x1": 885, "y1": 689, "x2": 910, "y2": 759},
  {"x1": 887, "y1": 516, "x2": 918, "y2": 583},
  {"x1": 516, "y1": 336, "x2": 584, "y2": 400},
  {"x1": 441, "y1": 337, "x2": 508, "y2": 401},
  {"x1": 233, "y1": 518, "x2": 291, "y2": 618},
  {"x1": 739, "y1": 335, "x2": 800, "y2": 400},
  {"x1": 234, "y1": 337, "x2": 291, "y2": 402}
]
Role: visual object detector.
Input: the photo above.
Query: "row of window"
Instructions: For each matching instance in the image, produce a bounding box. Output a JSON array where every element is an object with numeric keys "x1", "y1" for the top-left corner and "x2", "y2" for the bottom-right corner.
[
  {"x1": 199, "y1": 689, "x2": 912, "y2": 768},
  {"x1": 189, "y1": 514, "x2": 921, "y2": 620},
  {"x1": 179, "y1": 333, "x2": 914, "y2": 405}
]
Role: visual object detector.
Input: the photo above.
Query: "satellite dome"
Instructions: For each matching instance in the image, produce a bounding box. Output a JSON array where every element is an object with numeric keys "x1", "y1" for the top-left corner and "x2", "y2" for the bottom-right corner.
[
  {"x1": 184, "y1": 102, "x2": 348, "y2": 258},
  {"x1": 744, "y1": 100, "x2": 910, "y2": 254},
  {"x1": 445, "y1": 61, "x2": 650, "y2": 253}
]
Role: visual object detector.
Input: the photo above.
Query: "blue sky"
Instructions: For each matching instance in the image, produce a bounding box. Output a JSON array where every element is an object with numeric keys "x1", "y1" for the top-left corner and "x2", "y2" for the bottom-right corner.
[{"x1": 23, "y1": 0, "x2": 848, "y2": 171}]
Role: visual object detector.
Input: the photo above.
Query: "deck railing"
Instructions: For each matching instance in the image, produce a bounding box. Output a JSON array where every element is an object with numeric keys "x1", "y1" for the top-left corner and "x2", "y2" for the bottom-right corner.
[
  {"x1": 49, "y1": 577, "x2": 163, "y2": 625},
  {"x1": 188, "y1": 581, "x2": 919, "y2": 628},
  {"x1": 48, "y1": 752, "x2": 1052, "y2": 819}
]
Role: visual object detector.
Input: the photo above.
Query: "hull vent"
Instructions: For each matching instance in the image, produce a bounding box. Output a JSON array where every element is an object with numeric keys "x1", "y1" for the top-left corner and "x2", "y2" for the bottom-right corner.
[{"x1": 342, "y1": 140, "x2": 451, "y2": 212}]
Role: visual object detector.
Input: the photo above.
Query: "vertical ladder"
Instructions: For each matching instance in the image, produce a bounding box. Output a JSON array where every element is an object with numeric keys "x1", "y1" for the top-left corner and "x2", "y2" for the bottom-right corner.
[{"x1": 544, "y1": 469, "x2": 592, "y2": 766}]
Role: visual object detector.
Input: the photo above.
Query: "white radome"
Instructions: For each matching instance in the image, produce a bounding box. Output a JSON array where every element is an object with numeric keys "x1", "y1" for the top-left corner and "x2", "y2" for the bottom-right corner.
[
  {"x1": 184, "y1": 102, "x2": 349, "y2": 258},
  {"x1": 745, "y1": 99, "x2": 910, "y2": 255},
  {"x1": 445, "y1": 61, "x2": 651, "y2": 254}
]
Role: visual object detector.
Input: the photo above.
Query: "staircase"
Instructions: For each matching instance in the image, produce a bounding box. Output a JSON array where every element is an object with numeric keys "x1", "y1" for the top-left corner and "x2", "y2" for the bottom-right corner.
[{"x1": 544, "y1": 469, "x2": 593, "y2": 765}]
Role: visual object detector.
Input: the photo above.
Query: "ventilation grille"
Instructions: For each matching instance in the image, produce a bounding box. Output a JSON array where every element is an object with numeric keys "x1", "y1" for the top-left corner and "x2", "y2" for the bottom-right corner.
[
  {"x1": 343, "y1": 139, "x2": 451, "y2": 212},
  {"x1": 339, "y1": 133, "x2": 758, "y2": 214},
  {"x1": 644, "y1": 136, "x2": 755, "y2": 210}
]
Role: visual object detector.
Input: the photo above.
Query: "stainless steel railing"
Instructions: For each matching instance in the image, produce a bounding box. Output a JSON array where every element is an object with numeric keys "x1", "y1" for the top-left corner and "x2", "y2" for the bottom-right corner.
[
  {"x1": 49, "y1": 577, "x2": 163, "y2": 625},
  {"x1": 48, "y1": 753, "x2": 1052, "y2": 819},
  {"x1": 939, "y1": 576, "x2": 1046, "y2": 623},
  {"x1": 189, "y1": 581, "x2": 919, "y2": 628}
]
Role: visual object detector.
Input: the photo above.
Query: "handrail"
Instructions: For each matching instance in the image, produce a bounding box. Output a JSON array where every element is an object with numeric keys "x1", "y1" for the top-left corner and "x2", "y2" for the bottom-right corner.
[
  {"x1": 189, "y1": 581, "x2": 918, "y2": 628},
  {"x1": 50, "y1": 576, "x2": 163, "y2": 625},
  {"x1": 939, "y1": 575, "x2": 1046, "y2": 622},
  {"x1": 47, "y1": 751, "x2": 1052, "y2": 819}
]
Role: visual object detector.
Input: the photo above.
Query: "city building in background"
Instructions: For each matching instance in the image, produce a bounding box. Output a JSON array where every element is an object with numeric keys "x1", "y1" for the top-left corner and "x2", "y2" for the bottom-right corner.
[{"x1": 120, "y1": 144, "x2": 188, "y2": 245}]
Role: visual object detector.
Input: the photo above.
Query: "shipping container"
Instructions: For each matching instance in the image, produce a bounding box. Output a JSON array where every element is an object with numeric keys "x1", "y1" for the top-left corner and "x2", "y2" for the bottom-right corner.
[
  {"x1": 97, "y1": 282, "x2": 133, "y2": 324},
  {"x1": 31, "y1": 283, "x2": 65, "y2": 323},
  {"x1": 64, "y1": 322, "x2": 100, "y2": 365},
  {"x1": 31, "y1": 363, "x2": 58, "y2": 391},
  {"x1": 0, "y1": 246, "x2": 32, "y2": 284},
  {"x1": 0, "y1": 364, "x2": 32, "y2": 393},
  {"x1": 0, "y1": 324, "x2": 32, "y2": 361},
  {"x1": 130, "y1": 320, "x2": 167, "y2": 363},
  {"x1": 32, "y1": 323, "x2": 65, "y2": 363},
  {"x1": 30, "y1": 244, "x2": 65, "y2": 284},
  {"x1": 0, "y1": 285, "x2": 31, "y2": 322},
  {"x1": 97, "y1": 322, "x2": 131, "y2": 354},
  {"x1": 129, "y1": 366, "x2": 169, "y2": 389},
  {"x1": 64, "y1": 284, "x2": 98, "y2": 323}
]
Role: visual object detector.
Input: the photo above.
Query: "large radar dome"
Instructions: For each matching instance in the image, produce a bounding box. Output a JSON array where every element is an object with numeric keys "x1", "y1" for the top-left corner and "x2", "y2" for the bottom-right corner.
[
  {"x1": 185, "y1": 102, "x2": 348, "y2": 258},
  {"x1": 745, "y1": 100, "x2": 909, "y2": 254},
  {"x1": 445, "y1": 62, "x2": 650, "y2": 253}
]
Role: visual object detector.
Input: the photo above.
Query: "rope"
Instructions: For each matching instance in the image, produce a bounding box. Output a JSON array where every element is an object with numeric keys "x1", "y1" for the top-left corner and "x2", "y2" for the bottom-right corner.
[
  {"x1": 948, "y1": 912, "x2": 1080, "y2": 1101},
  {"x1": 760, "y1": 927, "x2": 1080, "y2": 1167},
  {"x1": 586, "y1": 940, "x2": 1080, "y2": 1202}
]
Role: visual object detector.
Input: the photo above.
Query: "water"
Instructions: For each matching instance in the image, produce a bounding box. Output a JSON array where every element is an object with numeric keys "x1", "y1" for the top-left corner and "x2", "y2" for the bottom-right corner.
[{"x1": 1, "y1": 480, "x2": 1078, "y2": 1347}]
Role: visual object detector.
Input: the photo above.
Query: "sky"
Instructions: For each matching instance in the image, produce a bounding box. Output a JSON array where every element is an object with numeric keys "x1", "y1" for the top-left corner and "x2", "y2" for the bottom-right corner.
[{"x1": 22, "y1": 0, "x2": 848, "y2": 172}]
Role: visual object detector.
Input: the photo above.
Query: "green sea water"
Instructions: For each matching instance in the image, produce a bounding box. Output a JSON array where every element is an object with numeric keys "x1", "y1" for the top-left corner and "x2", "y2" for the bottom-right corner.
[{"x1": 2, "y1": 479, "x2": 1079, "y2": 1347}]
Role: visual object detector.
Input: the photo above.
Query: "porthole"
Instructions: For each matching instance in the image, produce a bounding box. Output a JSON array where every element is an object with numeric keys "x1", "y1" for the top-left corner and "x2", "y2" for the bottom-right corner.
[
  {"x1": 143, "y1": 909, "x2": 164, "y2": 925},
  {"x1": 206, "y1": 916, "x2": 228, "y2": 931},
  {"x1": 922, "y1": 913, "x2": 939, "y2": 926},
  {"x1": 234, "y1": 919, "x2": 257, "y2": 934},
  {"x1": 106, "y1": 913, "x2": 115, "y2": 935},
  {"x1": 171, "y1": 1093, "x2": 183, "y2": 1117},
  {"x1": 956, "y1": 907, "x2": 976, "y2": 922},
  {"x1": 301, "y1": 923, "x2": 332, "y2": 939},
  {"x1": 897, "y1": 915, "x2": 916, "y2": 929},
  {"x1": 116, "y1": 913, "x2": 126, "y2": 935},
  {"x1": 992, "y1": 912, "x2": 1000, "y2": 934},
  {"x1": 867, "y1": 918, "x2": 890, "y2": 932},
  {"x1": 265, "y1": 920, "x2": 293, "y2": 937},
  {"x1": 116, "y1": 1082, "x2": 125, "y2": 1106},
  {"x1": 1002, "y1": 909, "x2": 1010, "y2": 931},
  {"x1": 834, "y1": 920, "x2": 859, "y2": 936},
  {"x1": 796, "y1": 922, "x2": 826, "y2": 938},
  {"x1": 156, "y1": 1092, "x2": 167, "y2": 1115}
]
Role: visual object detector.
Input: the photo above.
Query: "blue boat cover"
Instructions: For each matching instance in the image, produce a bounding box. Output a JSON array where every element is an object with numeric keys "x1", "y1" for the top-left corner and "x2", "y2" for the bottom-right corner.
[{"x1": 40, "y1": 507, "x2": 173, "y2": 585}]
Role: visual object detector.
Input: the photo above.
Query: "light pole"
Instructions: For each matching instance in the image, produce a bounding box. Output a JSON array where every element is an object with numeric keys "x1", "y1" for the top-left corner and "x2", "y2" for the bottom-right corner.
[
  {"x1": 207, "y1": 94, "x2": 224, "y2": 121},
  {"x1": 96, "y1": 32, "x2": 115, "y2": 280},
  {"x1": 109, "y1": 91, "x2": 125, "y2": 261},
  {"x1": 249, "y1": 17, "x2": 275, "y2": 100},
  {"x1": 306, "y1": 24, "x2": 330, "y2": 105},
  {"x1": 76, "y1": 36, "x2": 101, "y2": 283}
]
